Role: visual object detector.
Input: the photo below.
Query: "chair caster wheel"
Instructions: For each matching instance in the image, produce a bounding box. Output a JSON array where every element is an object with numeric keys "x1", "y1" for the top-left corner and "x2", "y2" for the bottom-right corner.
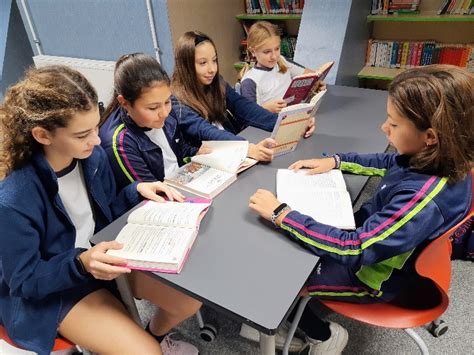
[
  {"x1": 199, "y1": 323, "x2": 217, "y2": 342},
  {"x1": 428, "y1": 320, "x2": 448, "y2": 337}
]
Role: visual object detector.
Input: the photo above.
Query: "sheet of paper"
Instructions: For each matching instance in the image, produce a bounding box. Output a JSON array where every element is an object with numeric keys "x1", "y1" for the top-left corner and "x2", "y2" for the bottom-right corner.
[{"x1": 127, "y1": 200, "x2": 211, "y2": 228}]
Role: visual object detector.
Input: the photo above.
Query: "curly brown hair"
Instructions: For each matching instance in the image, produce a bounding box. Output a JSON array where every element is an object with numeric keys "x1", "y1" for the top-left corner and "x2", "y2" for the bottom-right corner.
[
  {"x1": 0, "y1": 65, "x2": 98, "y2": 177},
  {"x1": 389, "y1": 64, "x2": 474, "y2": 183}
]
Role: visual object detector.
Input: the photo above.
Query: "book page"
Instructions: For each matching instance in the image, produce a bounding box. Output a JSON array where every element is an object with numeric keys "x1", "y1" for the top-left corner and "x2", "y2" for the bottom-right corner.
[
  {"x1": 165, "y1": 162, "x2": 236, "y2": 198},
  {"x1": 281, "y1": 190, "x2": 355, "y2": 229},
  {"x1": 191, "y1": 141, "x2": 249, "y2": 173},
  {"x1": 108, "y1": 224, "x2": 194, "y2": 263},
  {"x1": 237, "y1": 157, "x2": 258, "y2": 174},
  {"x1": 127, "y1": 200, "x2": 211, "y2": 228},
  {"x1": 317, "y1": 61, "x2": 335, "y2": 82},
  {"x1": 277, "y1": 169, "x2": 355, "y2": 229},
  {"x1": 277, "y1": 169, "x2": 347, "y2": 194},
  {"x1": 185, "y1": 166, "x2": 235, "y2": 194}
]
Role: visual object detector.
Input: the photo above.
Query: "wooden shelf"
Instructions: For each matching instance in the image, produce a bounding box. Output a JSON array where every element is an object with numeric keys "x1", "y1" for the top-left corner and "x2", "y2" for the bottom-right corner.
[
  {"x1": 236, "y1": 14, "x2": 302, "y2": 20},
  {"x1": 233, "y1": 62, "x2": 247, "y2": 70},
  {"x1": 357, "y1": 66, "x2": 407, "y2": 80},
  {"x1": 367, "y1": 14, "x2": 474, "y2": 22}
]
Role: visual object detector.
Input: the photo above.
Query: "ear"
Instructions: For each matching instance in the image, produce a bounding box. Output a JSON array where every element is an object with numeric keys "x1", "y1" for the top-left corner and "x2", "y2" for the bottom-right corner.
[
  {"x1": 31, "y1": 126, "x2": 53, "y2": 145},
  {"x1": 425, "y1": 128, "x2": 438, "y2": 147},
  {"x1": 117, "y1": 95, "x2": 130, "y2": 110},
  {"x1": 248, "y1": 47, "x2": 256, "y2": 57}
]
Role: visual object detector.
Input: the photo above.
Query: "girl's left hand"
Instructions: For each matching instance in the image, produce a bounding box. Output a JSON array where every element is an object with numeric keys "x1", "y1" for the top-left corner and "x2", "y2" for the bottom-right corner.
[
  {"x1": 304, "y1": 117, "x2": 316, "y2": 138},
  {"x1": 249, "y1": 189, "x2": 281, "y2": 221},
  {"x1": 137, "y1": 181, "x2": 185, "y2": 202}
]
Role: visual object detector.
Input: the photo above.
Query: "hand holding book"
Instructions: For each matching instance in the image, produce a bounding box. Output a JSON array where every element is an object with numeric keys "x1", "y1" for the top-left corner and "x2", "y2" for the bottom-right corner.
[
  {"x1": 106, "y1": 199, "x2": 212, "y2": 273},
  {"x1": 248, "y1": 137, "x2": 276, "y2": 161}
]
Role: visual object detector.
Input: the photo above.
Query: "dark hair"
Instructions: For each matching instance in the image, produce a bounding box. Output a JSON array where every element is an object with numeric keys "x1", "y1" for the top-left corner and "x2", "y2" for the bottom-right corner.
[
  {"x1": 389, "y1": 64, "x2": 474, "y2": 182},
  {"x1": 0, "y1": 65, "x2": 98, "y2": 177},
  {"x1": 102, "y1": 53, "x2": 170, "y2": 121},
  {"x1": 171, "y1": 31, "x2": 226, "y2": 125}
]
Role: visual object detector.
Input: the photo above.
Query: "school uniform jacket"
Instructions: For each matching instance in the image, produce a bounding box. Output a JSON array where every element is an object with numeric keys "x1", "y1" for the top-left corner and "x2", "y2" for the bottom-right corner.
[
  {"x1": 280, "y1": 152, "x2": 472, "y2": 301},
  {"x1": 100, "y1": 106, "x2": 204, "y2": 191},
  {"x1": 0, "y1": 148, "x2": 141, "y2": 354},
  {"x1": 171, "y1": 82, "x2": 278, "y2": 137}
]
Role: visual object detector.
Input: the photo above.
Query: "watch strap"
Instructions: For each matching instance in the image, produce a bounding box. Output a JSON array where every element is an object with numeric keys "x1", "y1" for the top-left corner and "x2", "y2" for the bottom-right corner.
[{"x1": 271, "y1": 203, "x2": 290, "y2": 226}]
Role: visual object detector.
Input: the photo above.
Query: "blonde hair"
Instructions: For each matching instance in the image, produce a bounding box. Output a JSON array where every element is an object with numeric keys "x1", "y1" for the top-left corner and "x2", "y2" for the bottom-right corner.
[
  {"x1": 238, "y1": 21, "x2": 288, "y2": 80},
  {"x1": 0, "y1": 65, "x2": 98, "y2": 177}
]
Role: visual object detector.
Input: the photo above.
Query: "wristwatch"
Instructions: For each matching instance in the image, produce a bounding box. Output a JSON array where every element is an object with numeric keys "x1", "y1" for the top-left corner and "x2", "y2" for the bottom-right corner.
[
  {"x1": 271, "y1": 203, "x2": 290, "y2": 227},
  {"x1": 74, "y1": 251, "x2": 89, "y2": 276}
]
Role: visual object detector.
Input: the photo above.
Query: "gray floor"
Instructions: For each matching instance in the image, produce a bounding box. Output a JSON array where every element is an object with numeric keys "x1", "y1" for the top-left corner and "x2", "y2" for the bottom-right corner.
[{"x1": 137, "y1": 175, "x2": 474, "y2": 354}]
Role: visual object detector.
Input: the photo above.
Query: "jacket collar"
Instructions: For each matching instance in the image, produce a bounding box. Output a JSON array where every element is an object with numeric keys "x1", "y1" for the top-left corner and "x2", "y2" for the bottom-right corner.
[
  {"x1": 116, "y1": 107, "x2": 177, "y2": 152},
  {"x1": 31, "y1": 149, "x2": 101, "y2": 198}
]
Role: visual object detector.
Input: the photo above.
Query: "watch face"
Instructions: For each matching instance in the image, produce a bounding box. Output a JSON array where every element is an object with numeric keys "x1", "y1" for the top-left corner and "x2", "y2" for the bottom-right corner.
[{"x1": 273, "y1": 203, "x2": 288, "y2": 215}]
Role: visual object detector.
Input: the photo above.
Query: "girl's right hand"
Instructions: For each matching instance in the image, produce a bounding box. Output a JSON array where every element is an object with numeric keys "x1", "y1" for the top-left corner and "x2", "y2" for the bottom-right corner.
[
  {"x1": 263, "y1": 99, "x2": 287, "y2": 113},
  {"x1": 248, "y1": 138, "x2": 276, "y2": 162},
  {"x1": 78, "y1": 241, "x2": 131, "y2": 280},
  {"x1": 288, "y1": 157, "x2": 336, "y2": 175}
]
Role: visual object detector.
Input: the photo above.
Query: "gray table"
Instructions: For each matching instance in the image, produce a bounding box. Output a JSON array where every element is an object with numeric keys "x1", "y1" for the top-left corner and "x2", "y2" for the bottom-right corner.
[{"x1": 91, "y1": 85, "x2": 388, "y2": 354}]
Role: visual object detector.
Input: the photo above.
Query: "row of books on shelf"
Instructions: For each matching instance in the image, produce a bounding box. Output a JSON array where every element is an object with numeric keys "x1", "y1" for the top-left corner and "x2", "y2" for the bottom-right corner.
[
  {"x1": 239, "y1": 36, "x2": 297, "y2": 62},
  {"x1": 370, "y1": 0, "x2": 420, "y2": 15},
  {"x1": 437, "y1": 0, "x2": 474, "y2": 15},
  {"x1": 366, "y1": 40, "x2": 474, "y2": 71},
  {"x1": 244, "y1": 0, "x2": 304, "y2": 14}
]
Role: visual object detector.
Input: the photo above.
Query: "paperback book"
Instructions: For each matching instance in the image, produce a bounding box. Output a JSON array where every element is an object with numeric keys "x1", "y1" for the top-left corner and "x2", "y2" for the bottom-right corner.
[
  {"x1": 165, "y1": 141, "x2": 257, "y2": 198},
  {"x1": 277, "y1": 169, "x2": 356, "y2": 230},
  {"x1": 107, "y1": 198, "x2": 212, "y2": 273}
]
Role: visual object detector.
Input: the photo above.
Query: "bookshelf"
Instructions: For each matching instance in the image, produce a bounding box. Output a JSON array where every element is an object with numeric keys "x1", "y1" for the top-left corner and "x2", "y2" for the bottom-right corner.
[{"x1": 359, "y1": 0, "x2": 474, "y2": 88}]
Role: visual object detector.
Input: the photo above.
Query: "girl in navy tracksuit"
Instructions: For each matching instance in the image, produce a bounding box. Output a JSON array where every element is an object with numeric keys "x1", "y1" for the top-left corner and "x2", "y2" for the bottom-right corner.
[
  {"x1": 249, "y1": 65, "x2": 474, "y2": 354},
  {"x1": 0, "y1": 66, "x2": 186, "y2": 354},
  {"x1": 171, "y1": 31, "x2": 315, "y2": 139},
  {"x1": 100, "y1": 53, "x2": 276, "y2": 192}
]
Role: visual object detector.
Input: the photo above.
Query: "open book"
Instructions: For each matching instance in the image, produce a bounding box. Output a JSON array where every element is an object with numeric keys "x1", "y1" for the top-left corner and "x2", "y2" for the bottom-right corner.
[
  {"x1": 282, "y1": 61, "x2": 334, "y2": 105},
  {"x1": 165, "y1": 141, "x2": 257, "y2": 199},
  {"x1": 106, "y1": 198, "x2": 211, "y2": 273},
  {"x1": 277, "y1": 169, "x2": 356, "y2": 229},
  {"x1": 271, "y1": 89, "x2": 327, "y2": 156}
]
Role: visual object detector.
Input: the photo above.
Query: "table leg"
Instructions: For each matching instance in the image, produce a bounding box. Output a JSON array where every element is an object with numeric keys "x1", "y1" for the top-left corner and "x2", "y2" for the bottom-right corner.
[
  {"x1": 115, "y1": 274, "x2": 142, "y2": 325},
  {"x1": 259, "y1": 332, "x2": 276, "y2": 355}
]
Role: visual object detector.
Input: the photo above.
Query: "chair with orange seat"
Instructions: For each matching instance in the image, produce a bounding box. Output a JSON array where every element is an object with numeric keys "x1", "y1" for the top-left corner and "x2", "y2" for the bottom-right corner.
[
  {"x1": 0, "y1": 324, "x2": 78, "y2": 354},
  {"x1": 283, "y1": 170, "x2": 474, "y2": 355}
]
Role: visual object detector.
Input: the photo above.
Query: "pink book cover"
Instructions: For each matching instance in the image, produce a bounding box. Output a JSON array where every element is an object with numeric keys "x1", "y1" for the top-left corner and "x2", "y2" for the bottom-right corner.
[{"x1": 120, "y1": 198, "x2": 212, "y2": 274}]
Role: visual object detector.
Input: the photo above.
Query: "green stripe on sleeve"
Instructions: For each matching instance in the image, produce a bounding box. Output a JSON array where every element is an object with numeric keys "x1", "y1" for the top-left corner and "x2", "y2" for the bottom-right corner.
[
  {"x1": 309, "y1": 290, "x2": 383, "y2": 298},
  {"x1": 112, "y1": 124, "x2": 135, "y2": 183},
  {"x1": 340, "y1": 162, "x2": 386, "y2": 176}
]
